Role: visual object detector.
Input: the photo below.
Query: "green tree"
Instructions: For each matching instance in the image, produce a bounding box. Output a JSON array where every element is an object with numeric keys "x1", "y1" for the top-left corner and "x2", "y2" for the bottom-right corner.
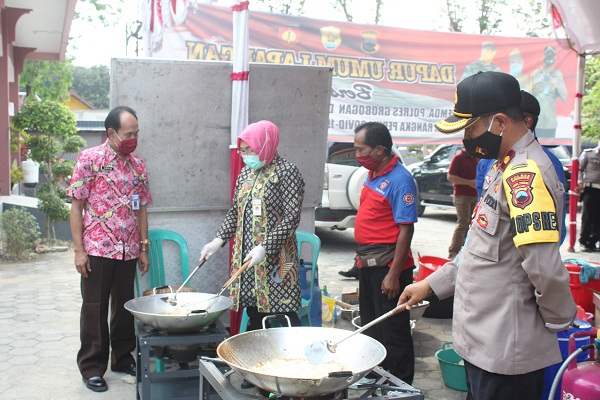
[
  {"x1": 255, "y1": 0, "x2": 306, "y2": 14},
  {"x1": 513, "y1": 0, "x2": 552, "y2": 38},
  {"x1": 444, "y1": 0, "x2": 467, "y2": 32},
  {"x1": 11, "y1": 99, "x2": 86, "y2": 241},
  {"x1": 75, "y1": 0, "x2": 124, "y2": 26},
  {"x1": 582, "y1": 57, "x2": 600, "y2": 140},
  {"x1": 443, "y1": 0, "x2": 507, "y2": 34},
  {"x1": 332, "y1": 0, "x2": 354, "y2": 22},
  {"x1": 20, "y1": 61, "x2": 73, "y2": 102},
  {"x1": 0, "y1": 207, "x2": 41, "y2": 260},
  {"x1": 71, "y1": 65, "x2": 110, "y2": 109}
]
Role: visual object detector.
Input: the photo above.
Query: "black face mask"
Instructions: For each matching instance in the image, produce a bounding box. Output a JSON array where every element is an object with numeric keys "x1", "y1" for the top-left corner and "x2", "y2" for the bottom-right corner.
[{"x1": 462, "y1": 118, "x2": 502, "y2": 159}]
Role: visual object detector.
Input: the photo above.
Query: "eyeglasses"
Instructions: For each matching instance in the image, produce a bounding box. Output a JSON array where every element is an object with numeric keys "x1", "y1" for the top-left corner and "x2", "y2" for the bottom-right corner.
[{"x1": 237, "y1": 147, "x2": 256, "y2": 156}]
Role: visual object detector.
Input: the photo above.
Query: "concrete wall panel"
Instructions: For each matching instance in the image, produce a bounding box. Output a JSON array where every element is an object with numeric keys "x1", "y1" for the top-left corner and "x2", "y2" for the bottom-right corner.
[{"x1": 111, "y1": 58, "x2": 331, "y2": 297}]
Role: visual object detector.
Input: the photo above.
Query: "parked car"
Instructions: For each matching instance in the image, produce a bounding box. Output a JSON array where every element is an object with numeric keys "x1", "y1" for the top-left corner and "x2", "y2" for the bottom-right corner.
[
  {"x1": 316, "y1": 142, "x2": 363, "y2": 230},
  {"x1": 405, "y1": 144, "x2": 461, "y2": 216},
  {"x1": 316, "y1": 142, "x2": 406, "y2": 230},
  {"x1": 406, "y1": 143, "x2": 572, "y2": 216}
]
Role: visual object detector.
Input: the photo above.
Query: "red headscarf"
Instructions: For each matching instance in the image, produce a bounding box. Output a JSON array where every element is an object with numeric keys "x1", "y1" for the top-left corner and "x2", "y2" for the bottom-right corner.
[{"x1": 237, "y1": 120, "x2": 280, "y2": 167}]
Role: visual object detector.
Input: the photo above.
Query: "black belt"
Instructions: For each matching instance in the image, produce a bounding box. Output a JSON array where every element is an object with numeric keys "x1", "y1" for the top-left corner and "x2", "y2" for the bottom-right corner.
[{"x1": 585, "y1": 182, "x2": 600, "y2": 189}]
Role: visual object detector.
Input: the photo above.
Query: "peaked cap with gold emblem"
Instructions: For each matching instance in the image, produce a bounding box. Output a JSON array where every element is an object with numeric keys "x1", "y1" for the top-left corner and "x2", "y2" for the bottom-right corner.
[{"x1": 435, "y1": 71, "x2": 522, "y2": 134}]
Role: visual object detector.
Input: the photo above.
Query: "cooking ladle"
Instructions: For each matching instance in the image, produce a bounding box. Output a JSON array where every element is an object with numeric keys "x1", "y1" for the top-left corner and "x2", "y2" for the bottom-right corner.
[
  {"x1": 186, "y1": 259, "x2": 252, "y2": 313},
  {"x1": 305, "y1": 302, "x2": 408, "y2": 365},
  {"x1": 161, "y1": 258, "x2": 207, "y2": 305}
]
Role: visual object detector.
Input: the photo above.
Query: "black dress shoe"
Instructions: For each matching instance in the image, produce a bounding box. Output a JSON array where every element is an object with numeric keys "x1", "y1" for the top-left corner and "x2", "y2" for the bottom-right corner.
[
  {"x1": 83, "y1": 376, "x2": 108, "y2": 392},
  {"x1": 338, "y1": 266, "x2": 359, "y2": 279},
  {"x1": 113, "y1": 363, "x2": 136, "y2": 376},
  {"x1": 240, "y1": 379, "x2": 255, "y2": 389}
]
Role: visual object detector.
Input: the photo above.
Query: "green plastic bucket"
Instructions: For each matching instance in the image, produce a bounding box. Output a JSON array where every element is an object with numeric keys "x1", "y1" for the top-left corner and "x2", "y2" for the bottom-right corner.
[{"x1": 435, "y1": 342, "x2": 467, "y2": 392}]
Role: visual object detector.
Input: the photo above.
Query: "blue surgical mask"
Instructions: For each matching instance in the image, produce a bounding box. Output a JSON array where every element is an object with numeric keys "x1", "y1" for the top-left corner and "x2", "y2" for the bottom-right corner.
[
  {"x1": 510, "y1": 63, "x2": 522, "y2": 76},
  {"x1": 242, "y1": 155, "x2": 266, "y2": 170}
]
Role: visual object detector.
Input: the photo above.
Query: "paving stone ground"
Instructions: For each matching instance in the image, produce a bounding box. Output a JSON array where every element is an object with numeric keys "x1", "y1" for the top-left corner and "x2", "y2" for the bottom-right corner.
[{"x1": 1, "y1": 208, "x2": 597, "y2": 399}]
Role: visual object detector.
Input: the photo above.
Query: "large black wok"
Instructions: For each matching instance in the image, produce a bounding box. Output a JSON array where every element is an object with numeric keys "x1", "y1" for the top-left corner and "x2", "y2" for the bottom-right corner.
[
  {"x1": 216, "y1": 326, "x2": 386, "y2": 397},
  {"x1": 125, "y1": 292, "x2": 233, "y2": 333}
]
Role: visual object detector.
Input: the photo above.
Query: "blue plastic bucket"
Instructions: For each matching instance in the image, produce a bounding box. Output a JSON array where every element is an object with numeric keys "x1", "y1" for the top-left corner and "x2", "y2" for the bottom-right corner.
[{"x1": 557, "y1": 320, "x2": 592, "y2": 362}]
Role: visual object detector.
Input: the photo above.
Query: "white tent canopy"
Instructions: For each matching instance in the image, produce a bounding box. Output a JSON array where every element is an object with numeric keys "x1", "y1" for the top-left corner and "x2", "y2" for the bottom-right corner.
[{"x1": 551, "y1": 0, "x2": 600, "y2": 55}]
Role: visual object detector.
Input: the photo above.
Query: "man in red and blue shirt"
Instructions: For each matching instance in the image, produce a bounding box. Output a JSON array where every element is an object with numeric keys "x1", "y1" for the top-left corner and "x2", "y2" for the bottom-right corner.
[
  {"x1": 353, "y1": 122, "x2": 418, "y2": 384},
  {"x1": 68, "y1": 106, "x2": 152, "y2": 392}
]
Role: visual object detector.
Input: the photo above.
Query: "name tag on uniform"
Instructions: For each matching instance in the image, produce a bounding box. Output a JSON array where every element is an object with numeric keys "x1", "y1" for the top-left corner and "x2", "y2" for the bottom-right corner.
[
  {"x1": 252, "y1": 198, "x2": 262, "y2": 216},
  {"x1": 131, "y1": 194, "x2": 140, "y2": 210}
]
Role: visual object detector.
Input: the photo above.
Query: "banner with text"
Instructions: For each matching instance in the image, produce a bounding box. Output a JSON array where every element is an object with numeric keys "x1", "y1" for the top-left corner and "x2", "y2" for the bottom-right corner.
[{"x1": 146, "y1": 3, "x2": 578, "y2": 144}]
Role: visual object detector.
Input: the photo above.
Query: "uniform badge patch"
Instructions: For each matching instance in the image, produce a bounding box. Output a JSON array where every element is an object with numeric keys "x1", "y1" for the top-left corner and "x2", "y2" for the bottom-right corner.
[
  {"x1": 477, "y1": 213, "x2": 488, "y2": 228},
  {"x1": 494, "y1": 183, "x2": 500, "y2": 193},
  {"x1": 378, "y1": 180, "x2": 389, "y2": 191},
  {"x1": 403, "y1": 193, "x2": 414, "y2": 204},
  {"x1": 506, "y1": 172, "x2": 535, "y2": 210}
]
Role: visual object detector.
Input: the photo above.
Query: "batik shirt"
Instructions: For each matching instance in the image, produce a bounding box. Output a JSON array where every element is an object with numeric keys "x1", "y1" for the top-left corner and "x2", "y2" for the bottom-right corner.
[{"x1": 67, "y1": 141, "x2": 152, "y2": 260}]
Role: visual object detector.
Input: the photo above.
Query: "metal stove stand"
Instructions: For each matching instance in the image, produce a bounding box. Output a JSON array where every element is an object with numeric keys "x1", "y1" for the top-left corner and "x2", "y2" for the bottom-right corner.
[
  {"x1": 198, "y1": 360, "x2": 424, "y2": 400},
  {"x1": 135, "y1": 319, "x2": 229, "y2": 400}
]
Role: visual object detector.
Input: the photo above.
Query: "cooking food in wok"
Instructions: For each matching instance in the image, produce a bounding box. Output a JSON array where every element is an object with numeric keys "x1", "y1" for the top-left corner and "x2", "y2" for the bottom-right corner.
[
  {"x1": 125, "y1": 292, "x2": 233, "y2": 333},
  {"x1": 217, "y1": 326, "x2": 386, "y2": 397}
]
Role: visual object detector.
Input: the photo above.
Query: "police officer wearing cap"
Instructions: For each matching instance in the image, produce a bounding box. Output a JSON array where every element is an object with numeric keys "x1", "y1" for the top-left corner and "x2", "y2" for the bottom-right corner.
[
  {"x1": 577, "y1": 138, "x2": 600, "y2": 251},
  {"x1": 398, "y1": 71, "x2": 576, "y2": 400}
]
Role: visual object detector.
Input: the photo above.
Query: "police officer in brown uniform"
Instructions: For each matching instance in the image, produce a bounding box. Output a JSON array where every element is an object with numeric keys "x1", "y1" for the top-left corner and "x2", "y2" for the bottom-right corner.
[
  {"x1": 398, "y1": 71, "x2": 576, "y2": 400},
  {"x1": 577, "y1": 139, "x2": 600, "y2": 251}
]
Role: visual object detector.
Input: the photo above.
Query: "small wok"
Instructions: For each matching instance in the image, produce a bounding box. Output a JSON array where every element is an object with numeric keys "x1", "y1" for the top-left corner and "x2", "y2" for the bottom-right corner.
[
  {"x1": 125, "y1": 292, "x2": 233, "y2": 333},
  {"x1": 216, "y1": 327, "x2": 386, "y2": 397}
]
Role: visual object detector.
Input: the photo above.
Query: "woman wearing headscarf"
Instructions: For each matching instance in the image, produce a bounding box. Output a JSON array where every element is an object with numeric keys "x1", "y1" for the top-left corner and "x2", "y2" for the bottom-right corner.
[{"x1": 199, "y1": 120, "x2": 305, "y2": 331}]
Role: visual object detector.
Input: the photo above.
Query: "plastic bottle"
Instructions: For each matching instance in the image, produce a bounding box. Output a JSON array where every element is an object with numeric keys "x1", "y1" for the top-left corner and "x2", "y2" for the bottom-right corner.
[
  {"x1": 322, "y1": 285, "x2": 329, "y2": 297},
  {"x1": 311, "y1": 279, "x2": 322, "y2": 327},
  {"x1": 299, "y1": 260, "x2": 322, "y2": 327}
]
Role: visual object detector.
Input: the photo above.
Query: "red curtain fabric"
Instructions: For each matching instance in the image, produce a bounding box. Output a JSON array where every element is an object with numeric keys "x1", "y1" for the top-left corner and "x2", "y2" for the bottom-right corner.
[{"x1": 228, "y1": 148, "x2": 244, "y2": 335}]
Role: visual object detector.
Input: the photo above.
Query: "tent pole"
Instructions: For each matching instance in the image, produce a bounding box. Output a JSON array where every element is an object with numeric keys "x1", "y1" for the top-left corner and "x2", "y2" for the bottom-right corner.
[{"x1": 567, "y1": 54, "x2": 585, "y2": 252}]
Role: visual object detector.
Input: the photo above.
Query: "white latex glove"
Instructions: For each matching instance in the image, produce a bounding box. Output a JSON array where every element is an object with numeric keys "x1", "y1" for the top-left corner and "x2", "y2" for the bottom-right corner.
[
  {"x1": 200, "y1": 238, "x2": 225, "y2": 261},
  {"x1": 244, "y1": 245, "x2": 266, "y2": 267}
]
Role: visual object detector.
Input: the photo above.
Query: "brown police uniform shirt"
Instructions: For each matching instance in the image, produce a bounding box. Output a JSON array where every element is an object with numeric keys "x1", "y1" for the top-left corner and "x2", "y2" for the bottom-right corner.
[{"x1": 427, "y1": 131, "x2": 576, "y2": 375}]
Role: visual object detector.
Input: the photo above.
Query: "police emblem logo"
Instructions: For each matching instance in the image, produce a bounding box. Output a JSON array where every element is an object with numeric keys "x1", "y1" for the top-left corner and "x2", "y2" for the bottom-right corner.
[
  {"x1": 279, "y1": 24, "x2": 300, "y2": 46},
  {"x1": 320, "y1": 26, "x2": 341, "y2": 51},
  {"x1": 475, "y1": 146, "x2": 488, "y2": 156},
  {"x1": 360, "y1": 30, "x2": 379, "y2": 54},
  {"x1": 506, "y1": 172, "x2": 535, "y2": 209},
  {"x1": 403, "y1": 193, "x2": 414, "y2": 204}
]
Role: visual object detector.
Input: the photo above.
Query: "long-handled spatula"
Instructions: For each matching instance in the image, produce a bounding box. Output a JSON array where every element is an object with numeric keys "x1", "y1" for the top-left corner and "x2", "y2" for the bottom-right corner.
[
  {"x1": 186, "y1": 259, "x2": 252, "y2": 313},
  {"x1": 161, "y1": 258, "x2": 207, "y2": 305},
  {"x1": 304, "y1": 302, "x2": 408, "y2": 365}
]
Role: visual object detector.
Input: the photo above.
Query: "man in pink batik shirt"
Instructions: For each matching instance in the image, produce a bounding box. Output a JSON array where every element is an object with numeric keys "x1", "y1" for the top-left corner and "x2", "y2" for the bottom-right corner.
[{"x1": 68, "y1": 106, "x2": 152, "y2": 393}]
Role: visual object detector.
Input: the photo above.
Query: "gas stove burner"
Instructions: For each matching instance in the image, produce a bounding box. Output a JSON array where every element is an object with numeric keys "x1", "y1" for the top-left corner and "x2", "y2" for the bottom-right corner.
[
  {"x1": 199, "y1": 359, "x2": 425, "y2": 400},
  {"x1": 258, "y1": 390, "x2": 344, "y2": 400}
]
